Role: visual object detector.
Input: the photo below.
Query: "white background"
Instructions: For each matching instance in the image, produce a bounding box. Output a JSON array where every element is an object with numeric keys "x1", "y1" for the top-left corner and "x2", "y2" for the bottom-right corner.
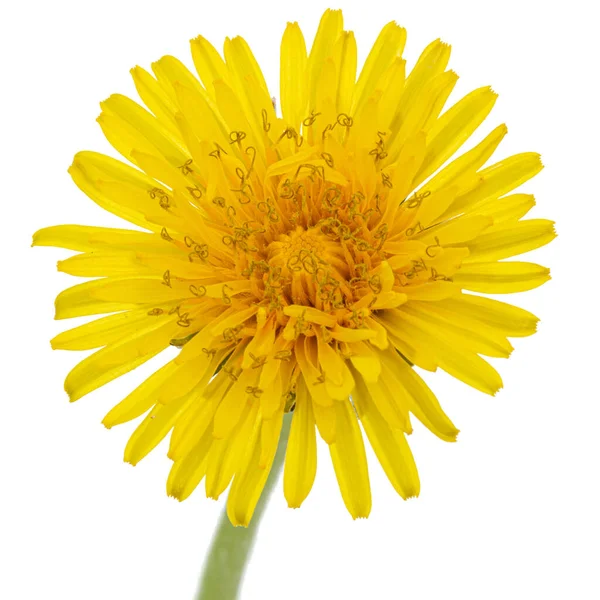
[{"x1": 1, "y1": 0, "x2": 598, "y2": 598}]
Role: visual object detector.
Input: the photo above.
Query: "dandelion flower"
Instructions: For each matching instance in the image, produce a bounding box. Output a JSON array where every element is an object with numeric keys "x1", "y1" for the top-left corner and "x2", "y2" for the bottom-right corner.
[{"x1": 34, "y1": 9, "x2": 555, "y2": 526}]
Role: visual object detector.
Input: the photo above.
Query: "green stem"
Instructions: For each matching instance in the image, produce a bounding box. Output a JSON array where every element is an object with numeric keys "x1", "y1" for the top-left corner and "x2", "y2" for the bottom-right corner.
[{"x1": 195, "y1": 413, "x2": 292, "y2": 600}]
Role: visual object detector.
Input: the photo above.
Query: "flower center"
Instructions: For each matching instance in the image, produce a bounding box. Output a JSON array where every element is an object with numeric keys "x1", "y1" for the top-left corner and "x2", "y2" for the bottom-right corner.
[{"x1": 267, "y1": 226, "x2": 339, "y2": 306}]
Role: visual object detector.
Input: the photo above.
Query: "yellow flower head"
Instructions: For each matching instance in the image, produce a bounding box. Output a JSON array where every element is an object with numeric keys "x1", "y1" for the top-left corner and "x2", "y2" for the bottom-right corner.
[{"x1": 34, "y1": 9, "x2": 555, "y2": 526}]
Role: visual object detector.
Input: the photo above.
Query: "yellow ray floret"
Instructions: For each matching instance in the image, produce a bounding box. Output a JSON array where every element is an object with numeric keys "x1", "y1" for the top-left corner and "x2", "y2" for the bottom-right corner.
[{"x1": 34, "y1": 9, "x2": 554, "y2": 526}]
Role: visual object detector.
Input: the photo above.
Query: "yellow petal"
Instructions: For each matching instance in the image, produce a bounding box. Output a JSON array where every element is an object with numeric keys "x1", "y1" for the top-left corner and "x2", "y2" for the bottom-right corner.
[
  {"x1": 433, "y1": 342, "x2": 503, "y2": 395},
  {"x1": 306, "y1": 9, "x2": 343, "y2": 108},
  {"x1": 467, "y1": 193, "x2": 536, "y2": 222},
  {"x1": 316, "y1": 334, "x2": 344, "y2": 385},
  {"x1": 96, "y1": 112, "x2": 158, "y2": 168},
  {"x1": 329, "y1": 399, "x2": 371, "y2": 519},
  {"x1": 100, "y1": 94, "x2": 188, "y2": 167},
  {"x1": 155, "y1": 352, "x2": 219, "y2": 406},
  {"x1": 103, "y1": 360, "x2": 184, "y2": 428},
  {"x1": 152, "y1": 55, "x2": 205, "y2": 98},
  {"x1": 348, "y1": 342, "x2": 381, "y2": 383},
  {"x1": 225, "y1": 36, "x2": 270, "y2": 98},
  {"x1": 208, "y1": 305, "x2": 260, "y2": 338},
  {"x1": 332, "y1": 31, "x2": 357, "y2": 116},
  {"x1": 415, "y1": 86, "x2": 498, "y2": 185},
  {"x1": 213, "y1": 370, "x2": 257, "y2": 440},
  {"x1": 168, "y1": 395, "x2": 220, "y2": 461},
  {"x1": 280, "y1": 22, "x2": 308, "y2": 129},
  {"x1": 167, "y1": 426, "x2": 213, "y2": 501},
  {"x1": 175, "y1": 305, "x2": 254, "y2": 365},
  {"x1": 124, "y1": 392, "x2": 193, "y2": 466},
  {"x1": 317, "y1": 336, "x2": 355, "y2": 400},
  {"x1": 55, "y1": 278, "x2": 141, "y2": 319},
  {"x1": 68, "y1": 153, "x2": 158, "y2": 231},
  {"x1": 213, "y1": 79, "x2": 265, "y2": 160},
  {"x1": 442, "y1": 294, "x2": 539, "y2": 337},
  {"x1": 284, "y1": 305, "x2": 337, "y2": 327},
  {"x1": 370, "y1": 291, "x2": 408, "y2": 310},
  {"x1": 363, "y1": 316, "x2": 389, "y2": 349},
  {"x1": 402, "y1": 281, "x2": 461, "y2": 301},
  {"x1": 130, "y1": 65, "x2": 180, "y2": 135},
  {"x1": 453, "y1": 261, "x2": 551, "y2": 293},
  {"x1": 173, "y1": 81, "x2": 229, "y2": 147},
  {"x1": 425, "y1": 124, "x2": 507, "y2": 195},
  {"x1": 377, "y1": 349, "x2": 460, "y2": 442},
  {"x1": 190, "y1": 35, "x2": 230, "y2": 100},
  {"x1": 259, "y1": 370, "x2": 284, "y2": 420},
  {"x1": 378, "y1": 57, "x2": 406, "y2": 131},
  {"x1": 205, "y1": 400, "x2": 259, "y2": 499},
  {"x1": 223, "y1": 36, "x2": 272, "y2": 148},
  {"x1": 52, "y1": 308, "x2": 151, "y2": 351},
  {"x1": 284, "y1": 379, "x2": 317, "y2": 508},
  {"x1": 360, "y1": 374, "x2": 411, "y2": 432},
  {"x1": 353, "y1": 21, "x2": 406, "y2": 115},
  {"x1": 259, "y1": 407, "x2": 284, "y2": 469},
  {"x1": 389, "y1": 70, "x2": 458, "y2": 158},
  {"x1": 65, "y1": 318, "x2": 179, "y2": 402},
  {"x1": 353, "y1": 378, "x2": 420, "y2": 499},
  {"x1": 377, "y1": 312, "x2": 439, "y2": 372},
  {"x1": 382, "y1": 309, "x2": 503, "y2": 394},
  {"x1": 403, "y1": 186, "x2": 457, "y2": 232},
  {"x1": 463, "y1": 219, "x2": 556, "y2": 262},
  {"x1": 85, "y1": 277, "x2": 187, "y2": 305},
  {"x1": 127, "y1": 150, "x2": 194, "y2": 201},
  {"x1": 449, "y1": 153, "x2": 544, "y2": 216},
  {"x1": 226, "y1": 412, "x2": 278, "y2": 527},
  {"x1": 314, "y1": 58, "x2": 337, "y2": 122},
  {"x1": 242, "y1": 315, "x2": 277, "y2": 369},
  {"x1": 265, "y1": 147, "x2": 318, "y2": 179},
  {"x1": 413, "y1": 214, "x2": 493, "y2": 245},
  {"x1": 400, "y1": 302, "x2": 514, "y2": 358},
  {"x1": 330, "y1": 325, "x2": 376, "y2": 343},
  {"x1": 312, "y1": 398, "x2": 337, "y2": 444},
  {"x1": 391, "y1": 39, "x2": 451, "y2": 136},
  {"x1": 32, "y1": 224, "x2": 162, "y2": 253},
  {"x1": 57, "y1": 251, "x2": 148, "y2": 278}
]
